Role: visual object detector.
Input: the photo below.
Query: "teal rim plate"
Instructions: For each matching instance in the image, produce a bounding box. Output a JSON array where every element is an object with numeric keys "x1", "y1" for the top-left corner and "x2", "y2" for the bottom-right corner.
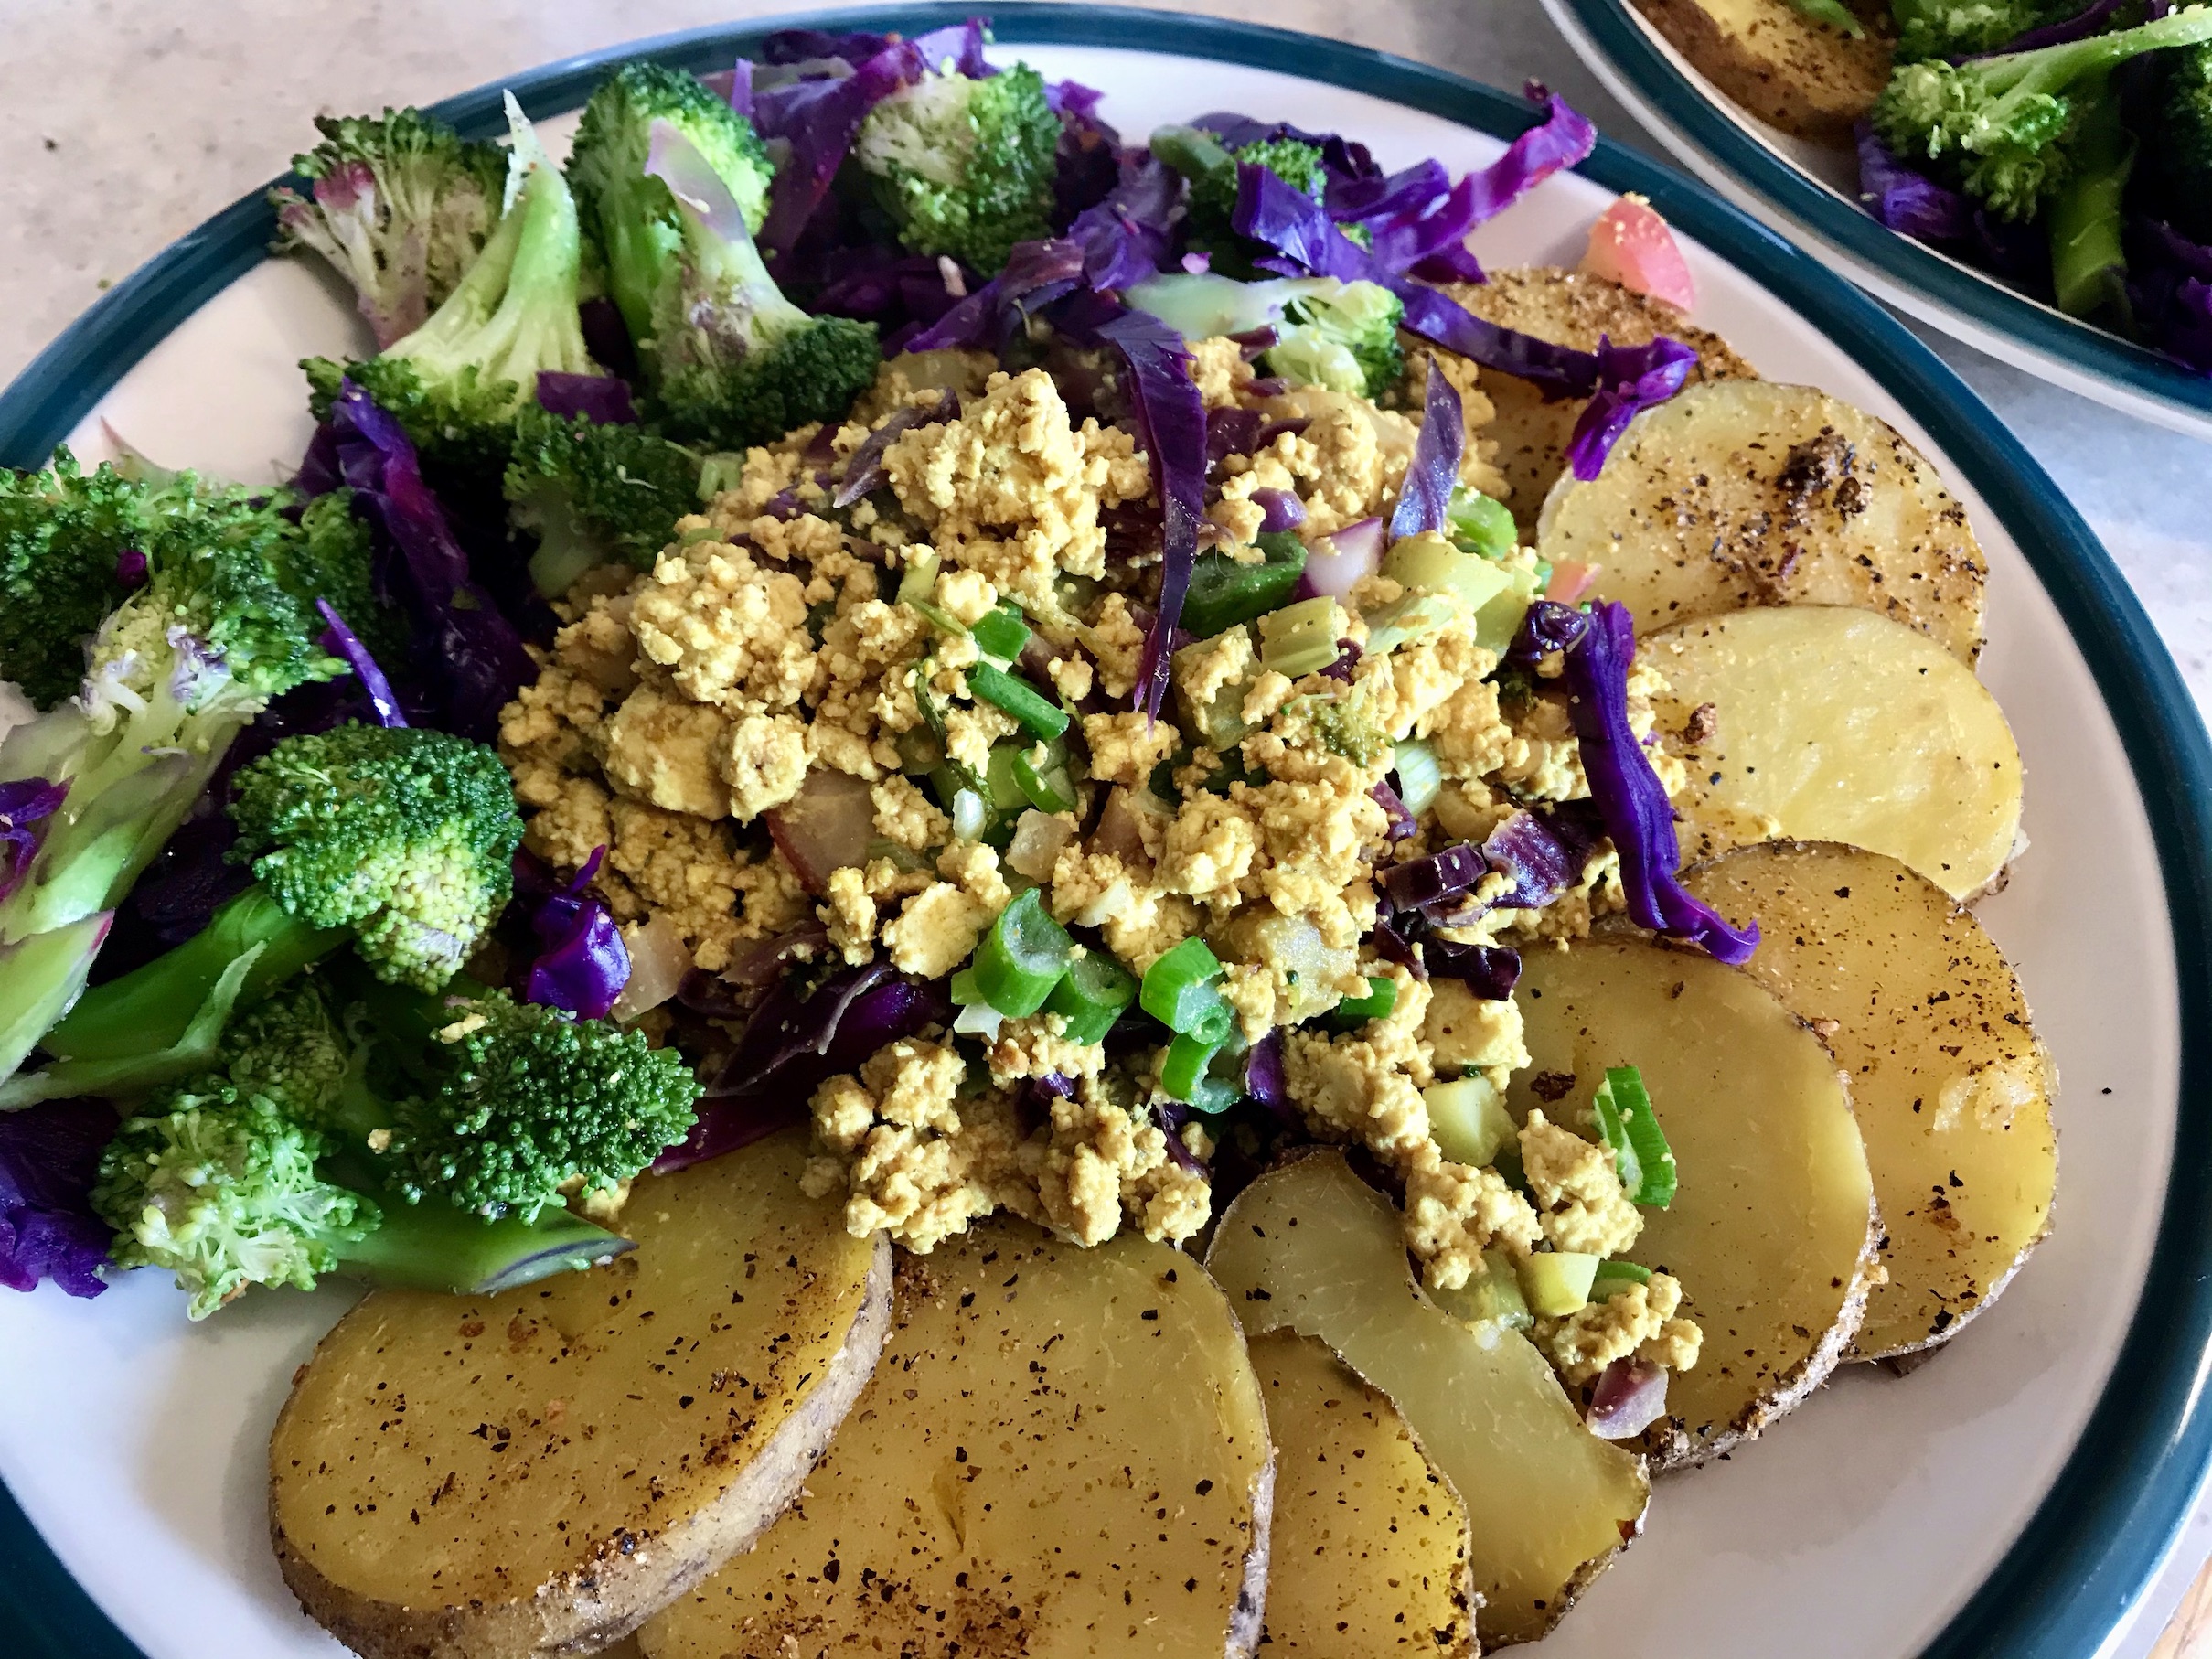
[
  {"x1": 2, "y1": 7, "x2": 2210, "y2": 1658},
  {"x1": 1543, "y1": 0, "x2": 2212, "y2": 437}
]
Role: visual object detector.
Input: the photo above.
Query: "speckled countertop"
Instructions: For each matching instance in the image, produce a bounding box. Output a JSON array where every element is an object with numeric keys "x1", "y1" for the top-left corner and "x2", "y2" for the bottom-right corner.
[{"x1": 0, "y1": 1, "x2": 2207, "y2": 1653}]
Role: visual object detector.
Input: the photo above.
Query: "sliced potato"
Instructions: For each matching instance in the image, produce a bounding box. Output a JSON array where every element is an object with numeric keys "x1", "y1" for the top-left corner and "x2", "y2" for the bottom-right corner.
[
  {"x1": 1647, "y1": 606, "x2": 2022, "y2": 899},
  {"x1": 642, "y1": 1218, "x2": 1275, "y2": 1659},
  {"x1": 1207, "y1": 1152, "x2": 1647, "y2": 1645},
  {"x1": 1631, "y1": 0, "x2": 1895, "y2": 143},
  {"x1": 1446, "y1": 268, "x2": 1757, "y2": 539},
  {"x1": 269, "y1": 1131, "x2": 891, "y2": 1659},
  {"x1": 1537, "y1": 379, "x2": 1986, "y2": 660},
  {"x1": 1252, "y1": 1330, "x2": 1476, "y2": 1657},
  {"x1": 1683, "y1": 842, "x2": 2057, "y2": 1357},
  {"x1": 1511, "y1": 937, "x2": 1877, "y2": 1467}
]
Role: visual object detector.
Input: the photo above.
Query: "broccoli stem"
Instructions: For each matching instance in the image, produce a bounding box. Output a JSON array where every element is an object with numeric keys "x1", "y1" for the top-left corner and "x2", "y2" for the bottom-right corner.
[
  {"x1": 329, "y1": 1188, "x2": 633, "y2": 1294},
  {"x1": 0, "y1": 942, "x2": 263, "y2": 1109},
  {"x1": 1978, "y1": 10, "x2": 2212, "y2": 113},
  {"x1": 0, "y1": 911, "x2": 112, "y2": 1081},
  {"x1": 41, "y1": 885, "x2": 347, "y2": 1065},
  {"x1": 2050, "y1": 78, "x2": 2134, "y2": 321}
]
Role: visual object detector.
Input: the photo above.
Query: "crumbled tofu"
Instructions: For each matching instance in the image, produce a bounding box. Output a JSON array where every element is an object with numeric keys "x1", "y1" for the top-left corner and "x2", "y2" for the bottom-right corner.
[
  {"x1": 602, "y1": 686, "x2": 732, "y2": 819},
  {"x1": 1539, "y1": 1272, "x2": 1704, "y2": 1386},
  {"x1": 1425, "y1": 978, "x2": 1531, "y2": 1077},
  {"x1": 882, "y1": 881, "x2": 996, "y2": 979},
  {"x1": 629, "y1": 540, "x2": 815, "y2": 713},
  {"x1": 1520, "y1": 1109, "x2": 1644, "y2": 1258},
  {"x1": 1403, "y1": 1153, "x2": 1544, "y2": 1290},
  {"x1": 1081, "y1": 711, "x2": 1181, "y2": 787}
]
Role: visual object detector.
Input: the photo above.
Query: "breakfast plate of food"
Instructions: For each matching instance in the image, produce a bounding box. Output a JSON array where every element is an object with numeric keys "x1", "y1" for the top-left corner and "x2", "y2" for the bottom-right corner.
[
  {"x1": 1541, "y1": 0, "x2": 2212, "y2": 439},
  {"x1": 0, "y1": 6, "x2": 2206, "y2": 1658}
]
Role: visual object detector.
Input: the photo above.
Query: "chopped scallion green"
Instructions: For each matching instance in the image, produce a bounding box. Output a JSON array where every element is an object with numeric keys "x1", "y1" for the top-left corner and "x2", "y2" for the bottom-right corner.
[
  {"x1": 1139, "y1": 937, "x2": 1232, "y2": 1038},
  {"x1": 969, "y1": 888, "x2": 1075, "y2": 1017},
  {"x1": 1592, "y1": 1065, "x2": 1678, "y2": 1208},
  {"x1": 1045, "y1": 948, "x2": 1138, "y2": 1043},
  {"x1": 1589, "y1": 1259, "x2": 1653, "y2": 1304},
  {"x1": 1445, "y1": 487, "x2": 1516, "y2": 561},
  {"x1": 968, "y1": 663, "x2": 1069, "y2": 741},
  {"x1": 984, "y1": 745, "x2": 1031, "y2": 811},
  {"x1": 1012, "y1": 744, "x2": 1076, "y2": 814},
  {"x1": 1159, "y1": 1030, "x2": 1224, "y2": 1103},
  {"x1": 971, "y1": 603, "x2": 1031, "y2": 664},
  {"x1": 1327, "y1": 975, "x2": 1397, "y2": 1029}
]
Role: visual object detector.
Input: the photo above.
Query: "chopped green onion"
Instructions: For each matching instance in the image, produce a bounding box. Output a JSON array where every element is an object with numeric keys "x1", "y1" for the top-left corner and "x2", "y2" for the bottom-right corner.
[
  {"x1": 1518, "y1": 1250, "x2": 1600, "y2": 1317},
  {"x1": 971, "y1": 603, "x2": 1031, "y2": 664},
  {"x1": 1139, "y1": 937, "x2": 1232, "y2": 1038},
  {"x1": 1258, "y1": 596, "x2": 1344, "y2": 678},
  {"x1": 1182, "y1": 533, "x2": 1309, "y2": 639},
  {"x1": 1045, "y1": 948, "x2": 1138, "y2": 1043},
  {"x1": 1425, "y1": 1075, "x2": 1515, "y2": 1168},
  {"x1": 1327, "y1": 975, "x2": 1397, "y2": 1030},
  {"x1": 1159, "y1": 1031, "x2": 1224, "y2": 1102},
  {"x1": 1381, "y1": 530, "x2": 1514, "y2": 612},
  {"x1": 984, "y1": 745, "x2": 1031, "y2": 811},
  {"x1": 1591, "y1": 1065, "x2": 1677, "y2": 1208},
  {"x1": 1430, "y1": 1247, "x2": 1533, "y2": 1331},
  {"x1": 969, "y1": 888, "x2": 1076, "y2": 1018},
  {"x1": 910, "y1": 598, "x2": 967, "y2": 637},
  {"x1": 1012, "y1": 744, "x2": 1076, "y2": 814},
  {"x1": 1589, "y1": 1260, "x2": 1653, "y2": 1304},
  {"x1": 1445, "y1": 488, "x2": 1516, "y2": 561},
  {"x1": 897, "y1": 549, "x2": 941, "y2": 610},
  {"x1": 968, "y1": 662, "x2": 1069, "y2": 741},
  {"x1": 1393, "y1": 739, "x2": 1442, "y2": 818},
  {"x1": 679, "y1": 523, "x2": 721, "y2": 546}
]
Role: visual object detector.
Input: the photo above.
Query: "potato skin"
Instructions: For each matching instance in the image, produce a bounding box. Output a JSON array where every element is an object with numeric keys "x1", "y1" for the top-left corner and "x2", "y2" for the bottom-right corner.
[
  {"x1": 269, "y1": 1140, "x2": 892, "y2": 1659},
  {"x1": 1633, "y1": 0, "x2": 1895, "y2": 144}
]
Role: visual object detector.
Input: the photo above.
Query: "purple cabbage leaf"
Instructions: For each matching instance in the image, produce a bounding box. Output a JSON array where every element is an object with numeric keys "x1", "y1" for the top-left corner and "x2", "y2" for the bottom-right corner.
[
  {"x1": 0, "y1": 1097, "x2": 114, "y2": 1299},
  {"x1": 0, "y1": 779, "x2": 68, "y2": 906},
  {"x1": 1565, "y1": 335, "x2": 1699, "y2": 481},
  {"x1": 521, "y1": 846, "x2": 630, "y2": 1022},
  {"x1": 1389, "y1": 359, "x2": 1466, "y2": 536},
  {"x1": 313, "y1": 600, "x2": 406, "y2": 729}
]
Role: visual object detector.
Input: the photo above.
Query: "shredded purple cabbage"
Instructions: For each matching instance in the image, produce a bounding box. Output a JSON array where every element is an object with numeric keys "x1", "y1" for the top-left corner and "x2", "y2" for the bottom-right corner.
[
  {"x1": 535, "y1": 370, "x2": 636, "y2": 424},
  {"x1": 114, "y1": 548, "x2": 148, "y2": 589},
  {"x1": 1243, "y1": 1029, "x2": 1297, "y2": 1129},
  {"x1": 1565, "y1": 336, "x2": 1699, "y2": 481},
  {"x1": 314, "y1": 382, "x2": 536, "y2": 741},
  {"x1": 1965, "y1": 0, "x2": 2125, "y2": 56},
  {"x1": 1425, "y1": 939, "x2": 1523, "y2": 999},
  {"x1": 1067, "y1": 149, "x2": 1182, "y2": 291},
  {"x1": 314, "y1": 599, "x2": 406, "y2": 728},
  {"x1": 834, "y1": 387, "x2": 959, "y2": 508},
  {"x1": 1380, "y1": 842, "x2": 1490, "y2": 910},
  {"x1": 1370, "y1": 779, "x2": 1417, "y2": 840},
  {"x1": 1089, "y1": 305, "x2": 1207, "y2": 722},
  {"x1": 1369, "y1": 916, "x2": 1427, "y2": 980},
  {"x1": 814, "y1": 247, "x2": 971, "y2": 341},
  {"x1": 0, "y1": 778, "x2": 67, "y2": 906},
  {"x1": 2130, "y1": 219, "x2": 2212, "y2": 374},
  {"x1": 1249, "y1": 485, "x2": 1305, "y2": 533},
  {"x1": 1854, "y1": 122, "x2": 1972, "y2": 241},
  {"x1": 0, "y1": 1097, "x2": 114, "y2": 1299},
  {"x1": 1509, "y1": 598, "x2": 1595, "y2": 661},
  {"x1": 522, "y1": 846, "x2": 630, "y2": 1022},
  {"x1": 1483, "y1": 803, "x2": 1606, "y2": 909},
  {"x1": 578, "y1": 295, "x2": 640, "y2": 382},
  {"x1": 1562, "y1": 603, "x2": 1757, "y2": 963},
  {"x1": 1154, "y1": 1100, "x2": 1210, "y2": 1172},
  {"x1": 904, "y1": 236, "x2": 1088, "y2": 352},
  {"x1": 1390, "y1": 359, "x2": 1465, "y2": 536},
  {"x1": 754, "y1": 38, "x2": 927, "y2": 259},
  {"x1": 1467, "y1": 96, "x2": 1598, "y2": 227}
]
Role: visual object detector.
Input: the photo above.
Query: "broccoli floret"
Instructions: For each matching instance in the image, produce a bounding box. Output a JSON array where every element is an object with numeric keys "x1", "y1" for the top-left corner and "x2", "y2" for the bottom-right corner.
[
  {"x1": 1872, "y1": 7, "x2": 2212, "y2": 219},
  {"x1": 572, "y1": 87, "x2": 881, "y2": 447},
  {"x1": 1889, "y1": 0, "x2": 2075, "y2": 63},
  {"x1": 305, "y1": 97, "x2": 599, "y2": 481},
  {"x1": 0, "y1": 448, "x2": 147, "y2": 709},
  {"x1": 94, "y1": 1084, "x2": 374, "y2": 1318},
  {"x1": 294, "y1": 489, "x2": 411, "y2": 667},
  {"x1": 2150, "y1": 41, "x2": 2212, "y2": 241},
  {"x1": 269, "y1": 108, "x2": 508, "y2": 348},
  {"x1": 503, "y1": 403, "x2": 703, "y2": 597},
  {"x1": 387, "y1": 988, "x2": 700, "y2": 1221},
  {"x1": 567, "y1": 62, "x2": 776, "y2": 348},
  {"x1": 1266, "y1": 279, "x2": 1405, "y2": 399},
  {"x1": 850, "y1": 64, "x2": 1063, "y2": 274},
  {"x1": 1152, "y1": 123, "x2": 1332, "y2": 277},
  {"x1": 213, "y1": 973, "x2": 360, "y2": 1130}
]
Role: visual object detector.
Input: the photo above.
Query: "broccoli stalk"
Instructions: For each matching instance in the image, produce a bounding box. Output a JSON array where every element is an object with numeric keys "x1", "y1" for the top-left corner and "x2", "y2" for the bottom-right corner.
[
  {"x1": 305, "y1": 95, "x2": 600, "y2": 482},
  {"x1": 573, "y1": 108, "x2": 880, "y2": 448},
  {"x1": 0, "y1": 457, "x2": 374, "y2": 1077},
  {"x1": 2048, "y1": 73, "x2": 2135, "y2": 322},
  {"x1": 91, "y1": 973, "x2": 696, "y2": 1318},
  {"x1": 850, "y1": 63, "x2": 1064, "y2": 274},
  {"x1": 503, "y1": 403, "x2": 706, "y2": 597},
  {"x1": 269, "y1": 107, "x2": 508, "y2": 348},
  {"x1": 565, "y1": 62, "x2": 776, "y2": 349},
  {"x1": 1872, "y1": 7, "x2": 2212, "y2": 220},
  {"x1": 14, "y1": 724, "x2": 520, "y2": 1101}
]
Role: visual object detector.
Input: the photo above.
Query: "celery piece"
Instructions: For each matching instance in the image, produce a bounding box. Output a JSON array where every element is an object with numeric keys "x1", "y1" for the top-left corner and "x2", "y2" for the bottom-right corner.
[
  {"x1": 1361, "y1": 592, "x2": 1459, "y2": 657},
  {"x1": 1518, "y1": 1251, "x2": 1600, "y2": 1317},
  {"x1": 1471, "y1": 564, "x2": 1541, "y2": 656},
  {"x1": 1425, "y1": 1074, "x2": 1516, "y2": 1169},
  {"x1": 1393, "y1": 738, "x2": 1443, "y2": 818},
  {"x1": 1430, "y1": 1247, "x2": 1533, "y2": 1332},
  {"x1": 1258, "y1": 596, "x2": 1345, "y2": 679},
  {"x1": 1382, "y1": 530, "x2": 1514, "y2": 612}
]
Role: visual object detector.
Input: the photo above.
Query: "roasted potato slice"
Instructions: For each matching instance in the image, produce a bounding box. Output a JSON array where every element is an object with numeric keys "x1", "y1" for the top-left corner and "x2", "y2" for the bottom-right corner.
[
  {"x1": 1683, "y1": 842, "x2": 2057, "y2": 1357},
  {"x1": 1252, "y1": 1330, "x2": 1476, "y2": 1657},
  {"x1": 1207, "y1": 1152, "x2": 1647, "y2": 1645},
  {"x1": 1631, "y1": 0, "x2": 1895, "y2": 143},
  {"x1": 642, "y1": 1218, "x2": 1275, "y2": 1659},
  {"x1": 1511, "y1": 937, "x2": 1878, "y2": 1468},
  {"x1": 1647, "y1": 605, "x2": 2023, "y2": 899},
  {"x1": 269, "y1": 1131, "x2": 891, "y2": 1659},
  {"x1": 1538, "y1": 379, "x2": 1987, "y2": 660},
  {"x1": 1445, "y1": 268, "x2": 1757, "y2": 540}
]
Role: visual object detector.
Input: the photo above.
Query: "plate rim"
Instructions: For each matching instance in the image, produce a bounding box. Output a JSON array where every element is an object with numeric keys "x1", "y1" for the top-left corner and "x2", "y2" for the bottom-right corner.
[
  {"x1": 1548, "y1": 0, "x2": 2212, "y2": 434},
  {"x1": 2, "y1": 6, "x2": 2209, "y2": 1658}
]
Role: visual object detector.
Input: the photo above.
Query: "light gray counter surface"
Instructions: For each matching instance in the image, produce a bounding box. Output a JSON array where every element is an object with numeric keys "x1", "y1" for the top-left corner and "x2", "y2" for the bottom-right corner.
[{"x1": 0, "y1": 1, "x2": 2205, "y2": 1654}]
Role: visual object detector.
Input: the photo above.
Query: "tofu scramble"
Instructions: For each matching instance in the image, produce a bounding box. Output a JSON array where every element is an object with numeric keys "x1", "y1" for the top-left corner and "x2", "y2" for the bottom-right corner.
[{"x1": 498, "y1": 340, "x2": 1704, "y2": 1397}]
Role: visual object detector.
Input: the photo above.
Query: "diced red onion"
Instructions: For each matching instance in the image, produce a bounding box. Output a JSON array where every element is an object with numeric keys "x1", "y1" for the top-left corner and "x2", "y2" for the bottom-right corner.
[
  {"x1": 609, "y1": 913, "x2": 691, "y2": 1023},
  {"x1": 765, "y1": 767, "x2": 876, "y2": 894},
  {"x1": 1586, "y1": 1356, "x2": 1669, "y2": 1439},
  {"x1": 1379, "y1": 840, "x2": 1487, "y2": 910},
  {"x1": 1250, "y1": 487, "x2": 1306, "y2": 534},
  {"x1": 1296, "y1": 517, "x2": 1384, "y2": 600},
  {"x1": 1544, "y1": 560, "x2": 1600, "y2": 604},
  {"x1": 1370, "y1": 779, "x2": 1417, "y2": 840}
]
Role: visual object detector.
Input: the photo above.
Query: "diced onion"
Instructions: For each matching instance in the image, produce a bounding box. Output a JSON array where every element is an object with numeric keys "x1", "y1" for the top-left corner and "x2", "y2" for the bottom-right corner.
[
  {"x1": 1007, "y1": 808, "x2": 1076, "y2": 881},
  {"x1": 1297, "y1": 516, "x2": 1384, "y2": 599},
  {"x1": 609, "y1": 914, "x2": 692, "y2": 1024}
]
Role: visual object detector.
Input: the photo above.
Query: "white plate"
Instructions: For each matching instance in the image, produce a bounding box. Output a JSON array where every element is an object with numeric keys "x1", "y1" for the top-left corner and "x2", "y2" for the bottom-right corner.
[
  {"x1": 1540, "y1": 0, "x2": 2212, "y2": 440},
  {"x1": 1, "y1": 10, "x2": 2208, "y2": 1659}
]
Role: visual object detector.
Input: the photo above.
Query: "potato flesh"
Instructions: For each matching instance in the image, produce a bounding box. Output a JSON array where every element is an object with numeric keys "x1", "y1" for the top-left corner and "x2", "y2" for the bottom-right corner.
[
  {"x1": 1251, "y1": 1330, "x2": 1475, "y2": 1657},
  {"x1": 642, "y1": 1219, "x2": 1274, "y2": 1659},
  {"x1": 1511, "y1": 939, "x2": 1876, "y2": 1466},
  {"x1": 269, "y1": 1131, "x2": 885, "y2": 1647},
  {"x1": 1206, "y1": 1154, "x2": 1647, "y2": 1646},
  {"x1": 1649, "y1": 606, "x2": 2023, "y2": 900},
  {"x1": 1684, "y1": 842, "x2": 2057, "y2": 1356},
  {"x1": 1633, "y1": 0, "x2": 1895, "y2": 142},
  {"x1": 1536, "y1": 380, "x2": 1985, "y2": 660}
]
